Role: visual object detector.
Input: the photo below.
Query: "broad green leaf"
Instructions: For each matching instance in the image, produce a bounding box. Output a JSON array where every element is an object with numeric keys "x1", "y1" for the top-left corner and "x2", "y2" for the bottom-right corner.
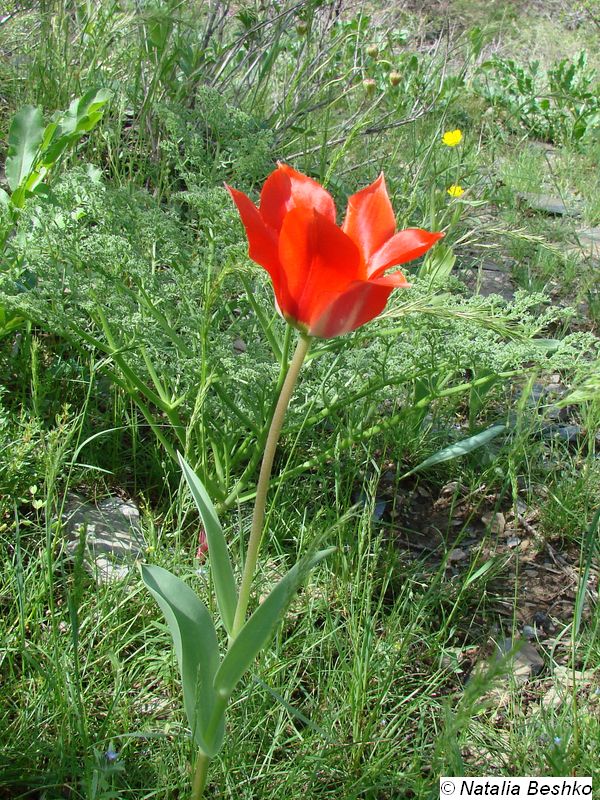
[
  {"x1": 6, "y1": 106, "x2": 44, "y2": 192},
  {"x1": 214, "y1": 548, "x2": 334, "y2": 699},
  {"x1": 40, "y1": 121, "x2": 59, "y2": 152},
  {"x1": 0, "y1": 310, "x2": 24, "y2": 340},
  {"x1": 42, "y1": 89, "x2": 111, "y2": 166},
  {"x1": 402, "y1": 424, "x2": 507, "y2": 478},
  {"x1": 531, "y1": 339, "x2": 561, "y2": 353},
  {"x1": 61, "y1": 88, "x2": 112, "y2": 136},
  {"x1": 140, "y1": 565, "x2": 224, "y2": 756},
  {"x1": 178, "y1": 453, "x2": 238, "y2": 635},
  {"x1": 0, "y1": 188, "x2": 9, "y2": 207}
]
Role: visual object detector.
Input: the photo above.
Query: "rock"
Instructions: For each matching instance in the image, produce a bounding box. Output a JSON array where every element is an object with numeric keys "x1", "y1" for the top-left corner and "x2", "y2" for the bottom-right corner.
[
  {"x1": 507, "y1": 536, "x2": 521, "y2": 548},
  {"x1": 353, "y1": 490, "x2": 387, "y2": 521},
  {"x1": 448, "y1": 547, "x2": 468, "y2": 562},
  {"x1": 532, "y1": 611, "x2": 557, "y2": 634},
  {"x1": 484, "y1": 512, "x2": 505, "y2": 535},
  {"x1": 541, "y1": 666, "x2": 596, "y2": 709},
  {"x1": 541, "y1": 423, "x2": 583, "y2": 444},
  {"x1": 468, "y1": 262, "x2": 515, "y2": 301},
  {"x1": 62, "y1": 493, "x2": 146, "y2": 583},
  {"x1": 576, "y1": 227, "x2": 600, "y2": 258},
  {"x1": 518, "y1": 192, "x2": 582, "y2": 217},
  {"x1": 232, "y1": 337, "x2": 247, "y2": 353},
  {"x1": 496, "y1": 637, "x2": 545, "y2": 685}
]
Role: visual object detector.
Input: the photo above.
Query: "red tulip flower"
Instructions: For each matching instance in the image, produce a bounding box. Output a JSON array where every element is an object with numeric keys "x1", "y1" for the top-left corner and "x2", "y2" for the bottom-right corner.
[{"x1": 227, "y1": 163, "x2": 443, "y2": 338}]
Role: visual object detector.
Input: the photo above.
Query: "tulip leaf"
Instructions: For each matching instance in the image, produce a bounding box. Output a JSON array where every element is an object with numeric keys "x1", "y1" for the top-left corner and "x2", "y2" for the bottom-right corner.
[
  {"x1": 140, "y1": 564, "x2": 224, "y2": 756},
  {"x1": 214, "y1": 548, "x2": 335, "y2": 699},
  {"x1": 178, "y1": 453, "x2": 238, "y2": 635},
  {"x1": 6, "y1": 106, "x2": 44, "y2": 192},
  {"x1": 402, "y1": 424, "x2": 507, "y2": 478}
]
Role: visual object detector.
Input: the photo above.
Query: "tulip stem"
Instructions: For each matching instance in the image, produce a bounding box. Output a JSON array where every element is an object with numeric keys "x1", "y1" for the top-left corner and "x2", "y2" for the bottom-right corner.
[
  {"x1": 232, "y1": 332, "x2": 312, "y2": 638},
  {"x1": 191, "y1": 751, "x2": 210, "y2": 800}
]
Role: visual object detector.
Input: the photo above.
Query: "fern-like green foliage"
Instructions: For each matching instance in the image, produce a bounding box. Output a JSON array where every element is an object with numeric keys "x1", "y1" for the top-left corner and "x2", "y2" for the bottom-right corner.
[{"x1": 1, "y1": 167, "x2": 597, "y2": 502}]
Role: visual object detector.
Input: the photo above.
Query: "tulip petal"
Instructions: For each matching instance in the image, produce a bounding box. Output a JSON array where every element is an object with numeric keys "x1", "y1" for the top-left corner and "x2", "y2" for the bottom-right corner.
[
  {"x1": 226, "y1": 184, "x2": 293, "y2": 312},
  {"x1": 342, "y1": 174, "x2": 396, "y2": 263},
  {"x1": 278, "y1": 207, "x2": 362, "y2": 328},
  {"x1": 368, "y1": 229, "x2": 444, "y2": 278},
  {"x1": 310, "y1": 276, "x2": 405, "y2": 338},
  {"x1": 260, "y1": 163, "x2": 336, "y2": 233}
]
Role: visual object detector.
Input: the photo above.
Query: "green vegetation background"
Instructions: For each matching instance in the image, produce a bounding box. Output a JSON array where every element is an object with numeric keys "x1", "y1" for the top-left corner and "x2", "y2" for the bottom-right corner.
[{"x1": 0, "y1": 1, "x2": 598, "y2": 797}]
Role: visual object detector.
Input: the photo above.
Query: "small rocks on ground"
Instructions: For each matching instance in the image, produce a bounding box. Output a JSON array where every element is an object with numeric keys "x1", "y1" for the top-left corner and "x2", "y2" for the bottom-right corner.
[
  {"x1": 517, "y1": 192, "x2": 582, "y2": 217},
  {"x1": 62, "y1": 493, "x2": 146, "y2": 583}
]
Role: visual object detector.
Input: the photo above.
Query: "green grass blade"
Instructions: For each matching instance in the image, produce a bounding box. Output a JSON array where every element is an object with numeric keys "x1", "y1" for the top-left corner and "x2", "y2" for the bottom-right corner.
[
  {"x1": 402, "y1": 424, "x2": 507, "y2": 478},
  {"x1": 573, "y1": 509, "x2": 599, "y2": 639},
  {"x1": 178, "y1": 453, "x2": 238, "y2": 635},
  {"x1": 140, "y1": 565, "x2": 224, "y2": 756},
  {"x1": 213, "y1": 548, "x2": 335, "y2": 699}
]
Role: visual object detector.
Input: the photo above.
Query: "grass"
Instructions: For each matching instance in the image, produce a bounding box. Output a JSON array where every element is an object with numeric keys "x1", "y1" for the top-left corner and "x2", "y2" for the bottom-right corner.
[{"x1": 1, "y1": 0, "x2": 599, "y2": 797}]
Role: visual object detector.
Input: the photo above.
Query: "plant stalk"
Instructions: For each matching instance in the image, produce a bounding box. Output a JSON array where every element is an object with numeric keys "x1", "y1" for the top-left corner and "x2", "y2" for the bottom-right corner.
[
  {"x1": 231, "y1": 332, "x2": 312, "y2": 637},
  {"x1": 191, "y1": 751, "x2": 210, "y2": 800}
]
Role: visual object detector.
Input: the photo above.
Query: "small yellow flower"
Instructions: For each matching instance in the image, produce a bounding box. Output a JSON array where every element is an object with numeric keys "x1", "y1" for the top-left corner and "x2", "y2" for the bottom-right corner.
[
  {"x1": 447, "y1": 184, "x2": 464, "y2": 198},
  {"x1": 442, "y1": 129, "x2": 463, "y2": 147}
]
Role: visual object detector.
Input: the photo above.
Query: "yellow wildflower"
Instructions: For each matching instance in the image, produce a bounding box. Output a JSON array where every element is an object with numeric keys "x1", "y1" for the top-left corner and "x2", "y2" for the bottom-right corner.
[
  {"x1": 442, "y1": 129, "x2": 463, "y2": 147},
  {"x1": 447, "y1": 184, "x2": 464, "y2": 198}
]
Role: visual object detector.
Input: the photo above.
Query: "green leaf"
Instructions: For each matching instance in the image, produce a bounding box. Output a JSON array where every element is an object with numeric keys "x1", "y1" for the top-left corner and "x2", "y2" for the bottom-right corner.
[
  {"x1": 178, "y1": 453, "x2": 238, "y2": 635},
  {"x1": 402, "y1": 424, "x2": 507, "y2": 478},
  {"x1": 464, "y1": 558, "x2": 495, "y2": 588},
  {"x1": 6, "y1": 106, "x2": 44, "y2": 192},
  {"x1": 214, "y1": 548, "x2": 334, "y2": 699},
  {"x1": 61, "y1": 88, "x2": 112, "y2": 136},
  {"x1": 0, "y1": 188, "x2": 9, "y2": 207},
  {"x1": 418, "y1": 244, "x2": 456, "y2": 286},
  {"x1": 42, "y1": 89, "x2": 111, "y2": 167},
  {"x1": 140, "y1": 565, "x2": 224, "y2": 756}
]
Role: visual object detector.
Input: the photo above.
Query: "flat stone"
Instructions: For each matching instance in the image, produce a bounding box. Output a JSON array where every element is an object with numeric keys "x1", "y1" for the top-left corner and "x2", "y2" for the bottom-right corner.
[
  {"x1": 448, "y1": 547, "x2": 468, "y2": 562},
  {"x1": 518, "y1": 192, "x2": 582, "y2": 217},
  {"x1": 541, "y1": 423, "x2": 582, "y2": 444},
  {"x1": 481, "y1": 512, "x2": 505, "y2": 535},
  {"x1": 541, "y1": 666, "x2": 596, "y2": 709},
  {"x1": 496, "y1": 637, "x2": 545, "y2": 685},
  {"x1": 62, "y1": 493, "x2": 146, "y2": 583},
  {"x1": 466, "y1": 264, "x2": 515, "y2": 301},
  {"x1": 576, "y1": 227, "x2": 600, "y2": 258}
]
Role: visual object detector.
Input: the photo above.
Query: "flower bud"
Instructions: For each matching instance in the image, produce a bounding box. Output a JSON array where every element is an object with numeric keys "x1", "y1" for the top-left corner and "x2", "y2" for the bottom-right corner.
[
  {"x1": 366, "y1": 44, "x2": 379, "y2": 58},
  {"x1": 363, "y1": 78, "x2": 376, "y2": 95},
  {"x1": 389, "y1": 71, "x2": 401, "y2": 87},
  {"x1": 296, "y1": 20, "x2": 307, "y2": 35}
]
